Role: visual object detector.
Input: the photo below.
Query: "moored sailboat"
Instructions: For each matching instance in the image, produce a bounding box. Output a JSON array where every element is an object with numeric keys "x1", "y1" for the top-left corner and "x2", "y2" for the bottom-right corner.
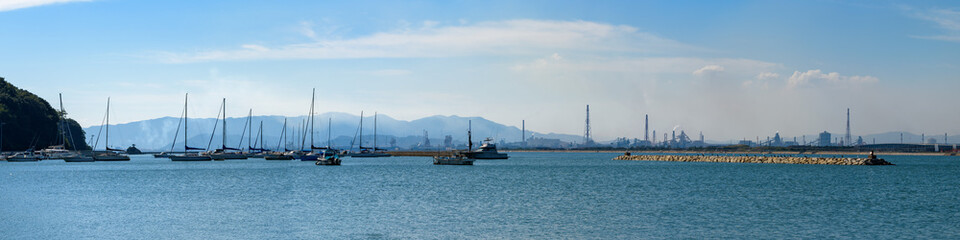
[
  {"x1": 298, "y1": 88, "x2": 321, "y2": 161},
  {"x1": 7, "y1": 151, "x2": 41, "y2": 162},
  {"x1": 52, "y1": 94, "x2": 94, "y2": 162},
  {"x1": 92, "y1": 97, "x2": 130, "y2": 161},
  {"x1": 265, "y1": 118, "x2": 294, "y2": 160},
  {"x1": 168, "y1": 93, "x2": 212, "y2": 161},
  {"x1": 349, "y1": 112, "x2": 390, "y2": 158},
  {"x1": 206, "y1": 98, "x2": 247, "y2": 160}
]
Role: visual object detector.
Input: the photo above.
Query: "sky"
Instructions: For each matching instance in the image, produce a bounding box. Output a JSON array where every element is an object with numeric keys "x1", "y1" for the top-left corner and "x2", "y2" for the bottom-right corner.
[{"x1": 1, "y1": 0, "x2": 958, "y2": 141}]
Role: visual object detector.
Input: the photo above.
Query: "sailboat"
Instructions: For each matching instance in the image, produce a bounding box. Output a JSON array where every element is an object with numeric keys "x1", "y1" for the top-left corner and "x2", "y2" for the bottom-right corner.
[
  {"x1": 207, "y1": 98, "x2": 247, "y2": 160},
  {"x1": 92, "y1": 97, "x2": 130, "y2": 161},
  {"x1": 265, "y1": 118, "x2": 294, "y2": 160},
  {"x1": 7, "y1": 151, "x2": 41, "y2": 162},
  {"x1": 238, "y1": 109, "x2": 266, "y2": 158},
  {"x1": 350, "y1": 112, "x2": 390, "y2": 158},
  {"x1": 53, "y1": 94, "x2": 94, "y2": 162},
  {"x1": 169, "y1": 93, "x2": 212, "y2": 161}
]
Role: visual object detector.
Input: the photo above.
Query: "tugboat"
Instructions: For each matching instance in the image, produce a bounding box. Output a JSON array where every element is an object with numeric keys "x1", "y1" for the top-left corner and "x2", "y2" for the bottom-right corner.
[
  {"x1": 463, "y1": 138, "x2": 509, "y2": 159},
  {"x1": 433, "y1": 153, "x2": 474, "y2": 165},
  {"x1": 457, "y1": 121, "x2": 509, "y2": 160}
]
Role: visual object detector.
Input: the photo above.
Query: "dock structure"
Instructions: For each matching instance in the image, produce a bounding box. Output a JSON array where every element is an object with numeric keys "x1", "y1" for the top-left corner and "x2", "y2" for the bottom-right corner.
[{"x1": 614, "y1": 154, "x2": 893, "y2": 165}]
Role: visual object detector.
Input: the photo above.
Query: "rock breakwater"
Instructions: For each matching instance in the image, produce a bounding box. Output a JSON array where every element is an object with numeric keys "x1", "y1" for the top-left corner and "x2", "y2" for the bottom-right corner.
[{"x1": 613, "y1": 154, "x2": 893, "y2": 165}]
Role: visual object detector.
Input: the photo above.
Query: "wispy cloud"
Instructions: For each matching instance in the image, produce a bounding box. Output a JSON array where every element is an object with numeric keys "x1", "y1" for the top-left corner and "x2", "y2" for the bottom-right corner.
[
  {"x1": 906, "y1": 7, "x2": 960, "y2": 42},
  {"x1": 153, "y1": 19, "x2": 694, "y2": 63},
  {"x1": 0, "y1": 0, "x2": 90, "y2": 12}
]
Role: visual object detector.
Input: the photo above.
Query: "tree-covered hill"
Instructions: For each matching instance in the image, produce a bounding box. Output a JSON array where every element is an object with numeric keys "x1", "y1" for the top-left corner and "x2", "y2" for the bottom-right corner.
[{"x1": 0, "y1": 77, "x2": 89, "y2": 151}]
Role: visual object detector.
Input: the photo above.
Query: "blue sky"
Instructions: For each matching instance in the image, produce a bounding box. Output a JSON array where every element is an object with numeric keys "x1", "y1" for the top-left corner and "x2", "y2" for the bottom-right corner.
[{"x1": 1, "y1": 0, "x2": 958, "y2": 141}]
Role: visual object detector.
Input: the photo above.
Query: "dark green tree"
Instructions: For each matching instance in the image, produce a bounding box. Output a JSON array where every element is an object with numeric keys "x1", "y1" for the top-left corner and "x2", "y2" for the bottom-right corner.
[{"x1": 0, "y1": 77, "x2": 88, "y2": 151}]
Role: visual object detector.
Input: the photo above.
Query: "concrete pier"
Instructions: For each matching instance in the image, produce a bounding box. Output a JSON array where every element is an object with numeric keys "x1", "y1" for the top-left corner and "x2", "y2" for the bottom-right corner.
[{"x1": 614, "y1": 154, "x2": 893, "y2": 165}]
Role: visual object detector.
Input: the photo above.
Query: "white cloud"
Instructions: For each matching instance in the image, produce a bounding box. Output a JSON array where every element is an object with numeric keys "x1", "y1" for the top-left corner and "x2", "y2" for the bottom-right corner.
[
  {"x1": 367, "y1": 69, "x2": 412, "y2": 76},
  {"x1": 241, "y1": 44, "x2": 269, "y2": 52},
  {"x1": 692, "y1": 65, "x2": 725, "y2": 76},
  {"x1": 155, "y1": 19, "x2": 692, "y2": 63},
  {"x1": 787, "y1": 69, "x2": 878, "y2": 88},
  {"x1": 755, "y1": 72, "x2": 780, "y2": 80},
  {"x1": 0, "y1": 0, "x2": 89, "y2": 12}
]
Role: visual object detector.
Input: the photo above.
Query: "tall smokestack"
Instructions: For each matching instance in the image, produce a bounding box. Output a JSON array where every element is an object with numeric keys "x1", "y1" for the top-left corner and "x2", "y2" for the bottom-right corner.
[
  {"x1": 583, "y1": 105, "x2": 591, "y2": 145},
  {"x1": 845, "y1": 108, "x2": 852, "y2": 147},
  {"x1": 644, "y1": 114, "x2": 649, "y2": 142},
  {"x1": 672, "y1": 130, "x2": 676, "y2": 147}
]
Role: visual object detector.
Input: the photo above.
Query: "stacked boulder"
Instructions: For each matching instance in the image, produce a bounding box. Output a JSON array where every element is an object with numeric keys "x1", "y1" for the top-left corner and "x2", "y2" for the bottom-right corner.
[{"x1": 613, "y1": 154, "x2": 893, "y2": 165}]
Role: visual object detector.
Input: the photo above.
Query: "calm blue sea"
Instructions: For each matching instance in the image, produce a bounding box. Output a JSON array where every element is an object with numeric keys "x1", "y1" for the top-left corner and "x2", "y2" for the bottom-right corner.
[{"x1": 2, "y1": 153, "x2": 958, "y2": 239}]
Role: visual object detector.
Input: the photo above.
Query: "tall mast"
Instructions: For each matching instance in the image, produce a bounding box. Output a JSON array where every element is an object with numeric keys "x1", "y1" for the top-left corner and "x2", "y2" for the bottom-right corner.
[
  {"x1": 184, "y1": 93, "x2": 189, "y2": 152},
  {"x1": 310, "y1": 88, "x2": 315, "y2": 149},
  {"x1": 258, "y1": 121, "x2": 263, "y2": 150},
  {"x1": 299, "y1": 118, "x2": 306, "y2": 150},
  {"x1": 221, "y1": 98, "x2": 226, "y2": 150},
  {"x1": 374, "y1": 112, "x2": 377, "y2": 150},
  {"x1": 359, "y1": 111, "x2": 364, "y2": 149},
  {"x1": 247, "y1": 108, "x2": 255, "y2": 152},
  {"x1": 278, "y1": 118, "x2": 286, "y2": 151},
  {"x1": 468, "y1": 120, "x2": 472, "y2": 151},
  {"x1": 327, "y1": 118, "x2": 332, "y2": 148},
  {"x1": 106, "y1": 97, "x2": 110, "y2": 151},
  {"x1": 58, "y1": 93, "x2": 64, "y2": 146}
]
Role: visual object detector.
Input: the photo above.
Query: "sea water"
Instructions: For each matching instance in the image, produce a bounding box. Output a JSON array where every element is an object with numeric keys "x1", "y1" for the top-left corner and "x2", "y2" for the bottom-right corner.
[{"x1": 1, "y1": 153, "x2": 958, "y2": 239}]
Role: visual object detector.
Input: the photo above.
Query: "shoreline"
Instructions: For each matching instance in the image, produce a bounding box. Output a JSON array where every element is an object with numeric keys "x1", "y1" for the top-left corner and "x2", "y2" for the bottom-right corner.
[{"x1": 503, "y1": 149, "x2": 956, "y2": 156}]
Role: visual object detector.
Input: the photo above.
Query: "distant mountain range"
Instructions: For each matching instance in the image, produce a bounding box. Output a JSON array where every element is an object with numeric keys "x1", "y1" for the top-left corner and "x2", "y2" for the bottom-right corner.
[
  {"x1": 83, "y1": 112, "x2": 583, "y2": 151},
  {"x1": 83, "y1": 112, "x2": 959, "y2": 151}
]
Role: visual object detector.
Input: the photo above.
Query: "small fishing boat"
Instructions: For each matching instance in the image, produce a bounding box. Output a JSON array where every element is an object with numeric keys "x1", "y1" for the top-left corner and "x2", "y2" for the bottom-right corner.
[
  {"x1": 433, "y1": 153, "x2": 474, "y2": 165},
  {"x1": 315, "y1": 151, "x2": 341, "y2": 165}
]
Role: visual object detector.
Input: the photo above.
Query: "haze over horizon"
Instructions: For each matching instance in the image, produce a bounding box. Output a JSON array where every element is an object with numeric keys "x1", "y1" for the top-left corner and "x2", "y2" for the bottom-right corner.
[{"x1": 2, "y1": 0, "x2": 958, "y2": 141}]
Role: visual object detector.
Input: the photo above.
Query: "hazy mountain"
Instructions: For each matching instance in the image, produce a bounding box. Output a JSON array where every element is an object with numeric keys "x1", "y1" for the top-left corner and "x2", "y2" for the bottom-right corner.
[{"x1": 83, "y1": 113, "x2": 582, "y2": 151}]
